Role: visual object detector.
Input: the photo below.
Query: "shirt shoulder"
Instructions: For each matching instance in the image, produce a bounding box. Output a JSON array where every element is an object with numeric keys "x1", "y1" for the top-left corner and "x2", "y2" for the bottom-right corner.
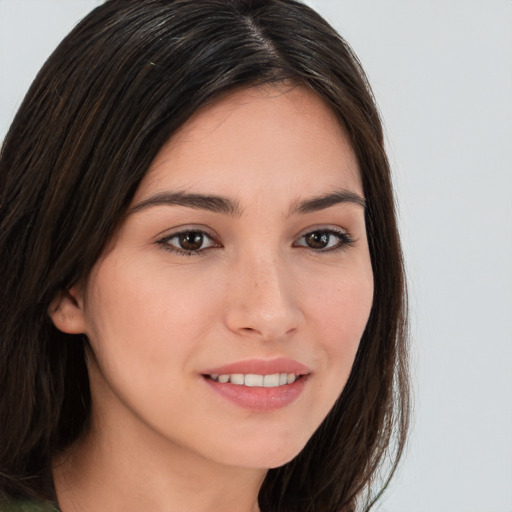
[{"x1": 0, "y1": 498, "x2": 60, "y2": 512}]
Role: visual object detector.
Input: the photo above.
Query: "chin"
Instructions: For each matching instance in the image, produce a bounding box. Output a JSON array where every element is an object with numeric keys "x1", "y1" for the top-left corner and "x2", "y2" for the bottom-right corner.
[{"x1": 213, "y1": 432, "x2": 310, "y2": 470}]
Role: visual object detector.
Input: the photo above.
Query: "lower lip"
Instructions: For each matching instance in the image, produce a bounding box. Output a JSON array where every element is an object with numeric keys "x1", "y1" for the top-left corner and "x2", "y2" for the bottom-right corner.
[{"x1": 203, "y1": 376, "x2": 308, "y2": 411}]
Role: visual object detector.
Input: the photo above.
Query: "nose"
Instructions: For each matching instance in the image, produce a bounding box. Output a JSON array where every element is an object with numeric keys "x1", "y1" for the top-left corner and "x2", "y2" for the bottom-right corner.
[{"x1": 224, "y1": 253, "x2": 304, "y2": 341}]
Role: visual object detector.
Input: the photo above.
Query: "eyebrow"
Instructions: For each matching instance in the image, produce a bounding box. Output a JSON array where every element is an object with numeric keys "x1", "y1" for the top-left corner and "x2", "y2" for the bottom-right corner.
[
  {"x1": 129, "y1": 188, "x2": 365, "y2": 216},
  {"x1": 130, "y1": 192, "x2": 242, "y2": 216},
  {"x1": 290, "y1": 189, "x2": 366, "y2": 214}
]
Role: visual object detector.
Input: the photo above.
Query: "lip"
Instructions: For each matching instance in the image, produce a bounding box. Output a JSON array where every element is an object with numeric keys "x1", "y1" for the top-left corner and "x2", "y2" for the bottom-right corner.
[
  {"x1": 201, "y1": 357, "x2": 310, "y2": 412},
  {"x1": 202, "y1": 357, "x2": 311, "y2": 376}
]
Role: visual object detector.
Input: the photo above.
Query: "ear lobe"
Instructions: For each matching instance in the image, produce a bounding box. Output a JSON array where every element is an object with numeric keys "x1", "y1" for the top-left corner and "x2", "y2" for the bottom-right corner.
[{"x1": 49, "y1": 286, "x2": 87, "y2": 334}]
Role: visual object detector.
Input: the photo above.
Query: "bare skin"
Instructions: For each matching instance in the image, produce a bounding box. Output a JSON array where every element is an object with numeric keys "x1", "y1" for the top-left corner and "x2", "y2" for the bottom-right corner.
[{"x1": 51, "y1": 84, "x2": 373, "y2": 512}]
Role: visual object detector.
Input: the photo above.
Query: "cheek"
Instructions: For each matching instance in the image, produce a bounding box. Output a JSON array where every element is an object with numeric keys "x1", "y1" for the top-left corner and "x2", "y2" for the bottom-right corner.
[
  {"x1": 287, "y1": 263, "x2": 373, "y2": 438},
  {"x1": 304, "y1": 264, "x2": 373, "y2": 378},
  {"x1": 83, "y1": 256, "x2": 224, "y2": 373},
  {"x1": 81, "y1": 258, "x2": 221, "y2": 429},
  {"x1": 308, "y1": 260, "x2": 373, "y2": 332}
]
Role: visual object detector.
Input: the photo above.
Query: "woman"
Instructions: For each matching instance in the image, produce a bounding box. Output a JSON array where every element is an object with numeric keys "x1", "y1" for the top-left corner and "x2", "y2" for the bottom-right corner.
[{"x1": 0, "y1": 1, "x2": 409, "y2": 511}]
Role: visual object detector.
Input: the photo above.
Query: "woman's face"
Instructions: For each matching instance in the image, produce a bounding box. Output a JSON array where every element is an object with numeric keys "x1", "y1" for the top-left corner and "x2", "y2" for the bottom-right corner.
[{"x1": 60, "y1": 85, "x2": 373, "y2": 470}]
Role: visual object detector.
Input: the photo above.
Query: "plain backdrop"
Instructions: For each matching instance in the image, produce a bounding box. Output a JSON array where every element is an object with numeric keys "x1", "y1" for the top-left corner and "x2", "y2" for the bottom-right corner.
[{"x1": 1, "y1": 1, "x2": 511, "y2": 511}]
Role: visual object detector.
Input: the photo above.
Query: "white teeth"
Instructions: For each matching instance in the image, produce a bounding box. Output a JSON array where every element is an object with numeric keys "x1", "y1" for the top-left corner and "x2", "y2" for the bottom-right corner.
[
  {"x1": 209, "y1": 372, "x2": 300, "y2": 387},
  {"x1": 230, "y1": 374, "x2": 245, "y2": 385},
  {"x1": 263, "y1": 374, "x2": 280, "y2": 387},
  {"x1": 244, "y1": 374, "x2": 264, "y2": 387}
]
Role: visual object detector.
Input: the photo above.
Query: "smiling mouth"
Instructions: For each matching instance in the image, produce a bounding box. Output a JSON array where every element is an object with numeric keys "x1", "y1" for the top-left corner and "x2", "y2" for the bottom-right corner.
[
  {"x1": 202, "y1": 366, "x2": 309, "y2": 410},
  {"x1": 205, "y1": 373, "x2": 302, "y2": 387}
]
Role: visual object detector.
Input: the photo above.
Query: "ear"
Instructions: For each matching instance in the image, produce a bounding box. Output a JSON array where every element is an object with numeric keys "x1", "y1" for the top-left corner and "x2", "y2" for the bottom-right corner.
[{"x1": 48, "y1": 286, "x2": 88, "y2": 334}]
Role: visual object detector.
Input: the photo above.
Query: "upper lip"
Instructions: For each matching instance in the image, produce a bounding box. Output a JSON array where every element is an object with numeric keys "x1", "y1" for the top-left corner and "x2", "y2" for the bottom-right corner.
[{"x1": 202, "y1": 357, "x2": 311, "y2": 376}]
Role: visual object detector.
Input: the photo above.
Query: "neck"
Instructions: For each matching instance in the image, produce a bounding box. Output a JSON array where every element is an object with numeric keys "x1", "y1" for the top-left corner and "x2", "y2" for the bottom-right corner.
[{"x1": 53, "y1": 411, "x2": 265, "y2": 512}]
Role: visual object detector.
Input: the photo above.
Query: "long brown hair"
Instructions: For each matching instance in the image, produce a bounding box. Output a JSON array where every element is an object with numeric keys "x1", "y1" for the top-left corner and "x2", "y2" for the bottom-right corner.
[{"x1": 0, "y1": 1, "x2": 409, "y2": 510}]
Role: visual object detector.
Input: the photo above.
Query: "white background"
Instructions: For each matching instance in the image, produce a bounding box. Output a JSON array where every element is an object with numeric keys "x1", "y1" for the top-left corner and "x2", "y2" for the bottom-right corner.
[{"x1": 1, "y1": 1, "x2": 511, "y2": 511}]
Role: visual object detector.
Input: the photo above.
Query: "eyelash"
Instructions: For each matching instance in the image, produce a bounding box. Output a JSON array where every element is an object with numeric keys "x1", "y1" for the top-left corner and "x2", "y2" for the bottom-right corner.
[
  {"x1": 156, "y1": 227, "x2": 354, "y2": 257},
  {"x1": 293, "y1": 228, "x2": 354, "y2": 252},
  {"x1": 156, "y1": 230, "x2": 220, "y2": 256}
]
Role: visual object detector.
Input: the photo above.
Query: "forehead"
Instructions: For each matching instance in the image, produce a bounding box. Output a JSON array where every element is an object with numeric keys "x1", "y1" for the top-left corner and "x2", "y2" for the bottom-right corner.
[{"x1": 134, "y1": 84, "x2": 363, "y2": 203}]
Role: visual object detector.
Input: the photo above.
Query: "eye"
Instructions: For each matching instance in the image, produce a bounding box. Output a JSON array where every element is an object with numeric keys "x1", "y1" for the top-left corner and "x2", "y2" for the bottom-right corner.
[
  {"x1": 157, "y1": 230, "x2": 219, "y2": 255},
  {"x1": 294, "y1": 229, "x2": 353, "y2": 252}
]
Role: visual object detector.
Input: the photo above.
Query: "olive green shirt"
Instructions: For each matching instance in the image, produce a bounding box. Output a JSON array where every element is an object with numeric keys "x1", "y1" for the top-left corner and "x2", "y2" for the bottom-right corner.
[{"x1": 0, "y1": 499, "x2": 60, "y2": 512}]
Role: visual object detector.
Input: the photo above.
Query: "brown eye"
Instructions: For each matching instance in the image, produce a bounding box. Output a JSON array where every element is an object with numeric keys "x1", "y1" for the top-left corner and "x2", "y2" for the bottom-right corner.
[
  {"x1": 159, "y1": 230, "x2": 218, "y2": 254},
  {"x1": 305, "y1": 231, "x2": 330, "y2": 249},
  {"x1": 294, "y1": 229, "x2": 353, "y2": 252},
  {"x1": 178, "y1": 231, "x2": 205, "y2": 251}
]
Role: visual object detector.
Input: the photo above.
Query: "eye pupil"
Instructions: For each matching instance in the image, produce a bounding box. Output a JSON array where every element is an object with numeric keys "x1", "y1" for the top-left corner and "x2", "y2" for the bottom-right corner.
[
  {"x1": 179, "y1": 232, "x2": 204, "y2": 251},
  {"x1": 306, "y1": 232, "x2": 329, "y2": 249}
]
